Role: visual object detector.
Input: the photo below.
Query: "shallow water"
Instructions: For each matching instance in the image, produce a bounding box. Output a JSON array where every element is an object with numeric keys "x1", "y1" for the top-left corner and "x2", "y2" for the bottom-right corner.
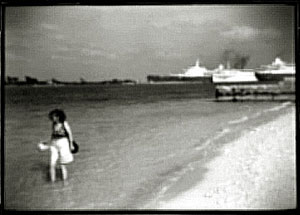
[{"x1": 4, "y1": 84, "x2": 294, "y2": 209}]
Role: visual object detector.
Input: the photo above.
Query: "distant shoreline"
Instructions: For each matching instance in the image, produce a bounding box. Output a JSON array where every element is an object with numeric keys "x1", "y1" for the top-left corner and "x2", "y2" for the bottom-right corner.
[{"x1": 4, "y1": 81, "x2": 215, "y2": 87}]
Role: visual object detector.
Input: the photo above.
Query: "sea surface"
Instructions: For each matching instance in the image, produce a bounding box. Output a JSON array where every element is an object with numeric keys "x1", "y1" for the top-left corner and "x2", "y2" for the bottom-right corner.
[{"x1": 4, "y1": 84, "x2": 294, "y2": 209}]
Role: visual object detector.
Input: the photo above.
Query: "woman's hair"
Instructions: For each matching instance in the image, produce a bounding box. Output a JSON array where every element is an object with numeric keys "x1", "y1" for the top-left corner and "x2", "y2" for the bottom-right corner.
[{"x1": 48, "y1": 109, "x2": 66, "y2": 122}]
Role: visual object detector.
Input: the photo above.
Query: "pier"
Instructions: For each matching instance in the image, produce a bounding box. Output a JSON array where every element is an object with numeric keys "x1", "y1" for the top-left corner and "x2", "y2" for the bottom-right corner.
[{"x1": 215, "y1": 78, "x2": 295, "y2": 102}]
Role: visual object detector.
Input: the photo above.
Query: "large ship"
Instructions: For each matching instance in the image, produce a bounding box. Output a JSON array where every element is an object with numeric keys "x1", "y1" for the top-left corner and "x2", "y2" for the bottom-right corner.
[
  {"x1": 255, "y1": 58, "x2": 295, "y2": 82},
  {"x1": 147, "y1": 60, "x2": 212, "y2": 83}
]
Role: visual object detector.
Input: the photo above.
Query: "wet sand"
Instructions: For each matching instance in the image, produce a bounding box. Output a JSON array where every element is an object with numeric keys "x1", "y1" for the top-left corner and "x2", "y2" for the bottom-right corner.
[{"x1": 155, "y1": 107, "x2": 296, "y2": 210}]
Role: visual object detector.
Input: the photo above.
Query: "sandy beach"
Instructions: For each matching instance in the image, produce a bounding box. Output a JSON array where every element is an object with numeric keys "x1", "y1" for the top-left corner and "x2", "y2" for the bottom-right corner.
[{"x1": 153, "y1": 107, "x2": 296, "y2": 210}]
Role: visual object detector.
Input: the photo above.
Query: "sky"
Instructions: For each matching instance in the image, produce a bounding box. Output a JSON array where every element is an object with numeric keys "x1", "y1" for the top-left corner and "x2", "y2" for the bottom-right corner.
[{"x1": 5, "y1": 5, "x2": 295, "y2": 82}]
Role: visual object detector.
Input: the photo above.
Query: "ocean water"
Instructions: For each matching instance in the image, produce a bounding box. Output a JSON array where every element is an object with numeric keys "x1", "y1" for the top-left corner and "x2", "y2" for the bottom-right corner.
[{"x1": 4, "y1": 84, "x2": 294, "y2": 209}]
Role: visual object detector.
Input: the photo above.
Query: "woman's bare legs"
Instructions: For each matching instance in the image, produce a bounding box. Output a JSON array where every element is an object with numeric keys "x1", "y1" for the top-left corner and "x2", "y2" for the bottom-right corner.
[
  {"x1": 50, "y1": 164, "x2": 56, "y2": 182},
  {"x1": 61, "y1": 164, "x2": 68, "y2": 181},
  {"x1": 50, "y1": 146, "x2": 58, "y2": 182}
]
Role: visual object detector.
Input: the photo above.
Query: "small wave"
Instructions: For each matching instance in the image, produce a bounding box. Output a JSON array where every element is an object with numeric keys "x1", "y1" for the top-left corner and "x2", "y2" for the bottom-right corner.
[
  {"x1": 195, "y1": 139, "x2": 211, "y2": 151},
  {"x1": 252, "y1": 112, "x2": 262, "y2": 118},
  {"x1": 153, "y1": 162, "x2": 196, "y2": 203},
  {"x1": 228, "y1": 116, "x2": 249, "y2": 124},
  {"x1": 215, "y1": 128, "x2": 231, "y2": 139},
  {"x1": 263, "y1": 101, "x2": 292, "y2": 112},
  {"x1": 148, "y1": 128, "x2": 232, "y2": 208},
  {"x1": 195, "y1": 128, "x2": 231, "y2": 151}
]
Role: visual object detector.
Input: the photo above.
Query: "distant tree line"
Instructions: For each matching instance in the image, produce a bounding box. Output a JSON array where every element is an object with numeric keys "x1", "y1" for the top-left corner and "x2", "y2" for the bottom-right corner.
[{"x1": 5, "y1": 76, "x2": 137, "y2": 86}]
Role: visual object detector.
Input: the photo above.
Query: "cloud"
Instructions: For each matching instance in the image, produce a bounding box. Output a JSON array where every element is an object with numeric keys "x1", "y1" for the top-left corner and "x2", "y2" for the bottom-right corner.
[
  {"x1": 7, "y1": 52, "x2": 32, "y2": 62},
  {"x1": 221, "y1": 26, "x2": 281, "y2": 41},
  {"x1": 149, "y1": 13, "x2": 207, "y2": 29},
  {"x1": 155, "y1": 50, "x2": 182, "y2": 59},
  {"x1": 54, "y1": 34, "x2": 65, "y2": 40},
  {"x1": 50, "y1": 55, "x2": 77, "y2": 60},
  {"x1": 81, "y1": 48, "x2": 117, "y2": 59},
  {"x1": 57, "y1": 46, "x2": 71, "y2": 52},
  {"x1": 41, "y1": 23, "x2": 58, "y2": 31}
]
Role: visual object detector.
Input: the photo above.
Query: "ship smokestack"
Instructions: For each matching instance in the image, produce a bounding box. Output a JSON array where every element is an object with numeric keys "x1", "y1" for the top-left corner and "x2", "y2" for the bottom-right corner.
[
  {"x1": 222, "y1": 49, "x2": 250, "y2": 69},
  {"x1": 195, "y1": 59, "x2": 200, "y2": 67},
  {"x1": 226, "y1": 61, "x2": 231, "y2": 69}
]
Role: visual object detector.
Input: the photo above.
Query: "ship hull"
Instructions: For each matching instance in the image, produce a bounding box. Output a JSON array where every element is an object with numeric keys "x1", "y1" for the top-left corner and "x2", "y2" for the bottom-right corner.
[
  {"x1": 147, "y1": 75, "x2": 212, "y2": 83},
  {"x1": 255, "y1": 73, "x2": 295, "y2": 82},
  {"x1": 212, "y1": 71, "x2": 257, "y2": 84}
]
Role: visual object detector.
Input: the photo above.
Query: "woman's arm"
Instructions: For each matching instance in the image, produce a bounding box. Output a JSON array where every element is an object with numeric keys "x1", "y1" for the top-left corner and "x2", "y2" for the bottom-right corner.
[{"x1": 64, "y1": 121, "x2": 74, "y2": 150}]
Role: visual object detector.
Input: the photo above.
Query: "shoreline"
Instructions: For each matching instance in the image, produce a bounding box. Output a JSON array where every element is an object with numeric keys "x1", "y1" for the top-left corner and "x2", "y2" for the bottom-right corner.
[{"x1": 148, "y1": 107, "x2": 296, "y2": 210}]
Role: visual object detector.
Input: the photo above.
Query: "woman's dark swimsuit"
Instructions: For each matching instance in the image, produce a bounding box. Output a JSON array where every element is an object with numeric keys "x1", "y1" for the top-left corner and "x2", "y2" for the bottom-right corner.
[{"x1": 52, "y1": 123, "x2": 68, "y2": 139}]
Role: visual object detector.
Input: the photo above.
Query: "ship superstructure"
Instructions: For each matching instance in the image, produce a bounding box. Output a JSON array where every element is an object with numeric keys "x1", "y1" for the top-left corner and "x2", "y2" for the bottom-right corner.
[{"x1": 147, "y1": 59, "x2": 212, "y2": 83}]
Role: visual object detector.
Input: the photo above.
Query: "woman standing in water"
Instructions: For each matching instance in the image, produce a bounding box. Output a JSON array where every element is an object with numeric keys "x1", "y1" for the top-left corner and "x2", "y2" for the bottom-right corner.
[{"x1": 47, "y1": 109, "x2": 75, "y2": 182}]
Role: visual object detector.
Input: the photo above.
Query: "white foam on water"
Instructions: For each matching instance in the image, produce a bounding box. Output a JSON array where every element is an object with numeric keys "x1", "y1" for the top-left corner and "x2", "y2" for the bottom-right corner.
[
  {"x1": 263, "y1": 101, "x2": 292, "y2": 113},
  {"x1": 151, "y1": 157, "x2": 201, "y2": 207},
  {"x1": 252, "y1": 112, "x2": 262, "y2": 118},
  {"x1": 195, "y1": 128, "x2": 231, "y2": 151},
  {"x1": 167, "y1": 153, "x2": 176, "y2": 159},
  {"x1": 195, "y1": 140, "x2": 211, "y2": 151},
  {"x1": 228, "y1": 116, "x2": 249, "y2": 124},
  {"x1": 187, "y1": 163, "x2": 195, "y2": 171},
  {"x1": 148, "y1": 131, "x2": 234, "y2": 209},
  {"x1": 154, "y1": 127, "x2": 233, "y2": 205}
]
